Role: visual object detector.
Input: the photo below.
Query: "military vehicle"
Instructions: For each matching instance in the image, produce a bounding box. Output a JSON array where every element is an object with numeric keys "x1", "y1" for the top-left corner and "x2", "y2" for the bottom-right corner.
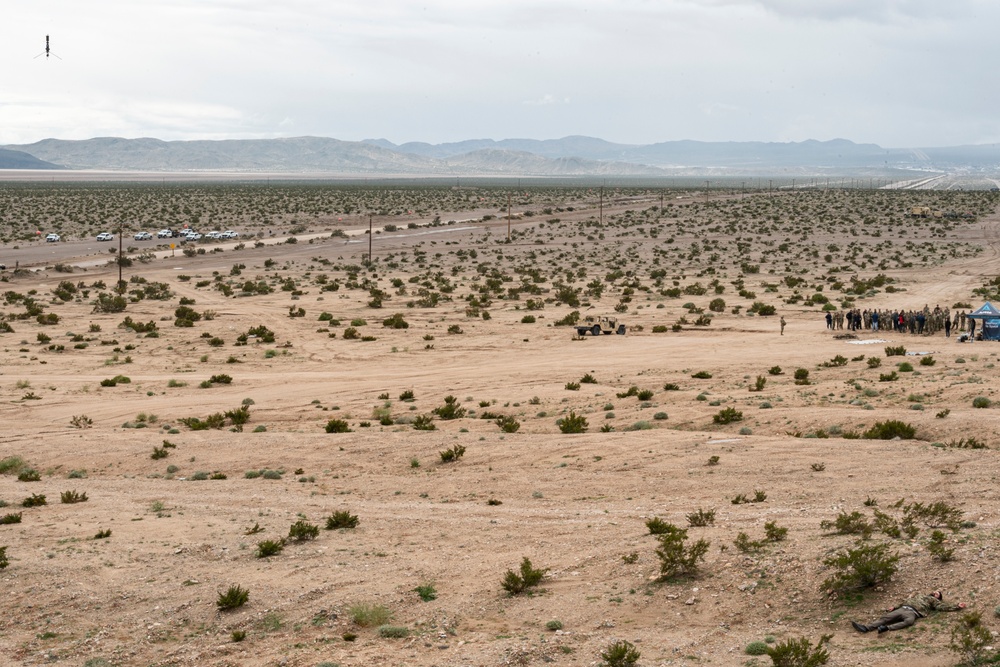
[{"x1": 575, "y1": 315, "x2": 627, "y2": 336}]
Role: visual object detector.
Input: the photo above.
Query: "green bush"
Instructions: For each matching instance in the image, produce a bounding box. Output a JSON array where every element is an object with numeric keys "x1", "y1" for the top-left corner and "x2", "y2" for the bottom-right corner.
[
  {"x1": 501, "y1": 557, "x2": 547, "y2": 595},
  {"x1": 655, "y1": 523, "x2": 709, "y2": 580},
  {"x1": 867, "y1": 357, "x2": 882, "y2": 368},
  {"x1": 22, "y1": 493, "x2": 46, "y2": 508},
  {"x1": 820, "y1": 511, "x2": 872, "y2": 538},
  {"x1": 432, "y1": 395, "x2": 466, "y2": 420},
  {"x1": 600, "y1": 640, "x2": 641, "y2": 667},
  {"x1": 973, "y1": 396, "x2": 992, "y2": 409},
  {"x1": 713, "y1": 407, "x2": 743, "y2": 424},
  {"x1": 745, "y1": 640, "x2": 769, "y2": 655},
  {"x1": 256, "y1": 539, "x2": 285, "y2": 558},
  {"x1": 60, "y1": 490, "x2": 88, "y2": 504},
  {"x1": 764, "y1": 635, "x2": 831, "y2": 667},
  {"x1": 495, "y1": 415, "x2": 520, "y2": 433},
  {"x1": 884, "y1": 345, "x2": 906, "y2": 356},
  {"x1": 557, "y1": 411, "x2": 588, "y2": 434},
  {"x1": 325, "y1": 418, "x2": 351, "y2": 433},
  {"x1": 217, "y1": 584, "x2": 250, "y2": 611},
  {"x1": 821, "y1": 541, "x2": 898, "y2": 594},
  {"x1": 414, "y1": 583, "x2": 437, "y2": 602},
  {"x1": 439, "y1": 444, "x2": 466, "y2": 463},
  {"x1": 794, "y1": 368, "x2": 810, "y2": 385},
  {"x1": 378, "y1": 625, "x2": 409, "y2": 638},
  {"x1": 0, "y1": 545, "x2": 7, "y2": 569},
  {"x1": 863, "y1": 420, "x2": 915, "y2": 440},
  {"x1": 325, "y1": 511, "x2": 359, "y2": 530},
  {"x1": 381, "y1": 313, "x2": 409, "y2": 329},
  {"x1": 686, "y1": 509, "x2": 716, "y2": 527},
  {"x1": 349, "y1": 603, "x2": 392, "y2": 627},
  {"x1": 412, "y1": 414, "x2": 436, "y2": 430},
  {"x1": 950, "y1": 611, "x2": 992, "y2": 666},
  {"x1": 288, "y1": 520, "x2": 319, "y2": 541}
]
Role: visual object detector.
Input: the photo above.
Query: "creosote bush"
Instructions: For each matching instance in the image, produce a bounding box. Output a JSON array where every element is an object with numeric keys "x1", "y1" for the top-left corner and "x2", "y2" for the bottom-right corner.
[
  {"x1": 862, "y1": 420, "x2": 915, "y2": 440},
  {"x1": 325, "y1": 510, "x2": 359, "y2": 530},
  {"x1": 324, "y1": 418, "x2": 351, "y2": 433},
  {"x1": 822, "y1": 541, "x2": 899, "y2": 594},
  {"x1": 256, "y1": 539, "x2": 285, "y2": 558},
  {"x1": 655, "y1": 523, "x2": 709, "y2": 580},
  {"x1": 713, "y1": 407, "x2": 743, "y2": 424},
  {"x1": 765, "y1": 635, "x2": 831, "y2": 667},
  {"x1": 600, "y1": 639, "x2": 641, "y2": 667},
  {"x1": 217, "y1": 584, "x2": 250, "y2": 611},
  {"x1": 288, "y1": 520, "x2": 320, "y2": 541},
  {"x1": 60, "y1": 490, "x2": 88, "y2": 504},
  {"x1": 349, "y1": 603, "x2": 393, "y2": 627},
  {"x1": 439, "y1": 444, "x2": 466, "y2": 463},
  {"x1": 557, "y1": 411, "x2": 588, "y2": 434},
  {"x1": 502, "y1": 557, "x2": 547, "y2": 595}
]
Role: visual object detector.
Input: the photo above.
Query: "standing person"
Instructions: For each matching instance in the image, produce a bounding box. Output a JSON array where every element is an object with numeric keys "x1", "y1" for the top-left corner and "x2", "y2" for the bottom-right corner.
[
  {"x1": 825, "y1": 311, "x2": 833, "y2": 330},
  {"x1": 852, "y1": 591, "x2": 964, "y2": 634},
  {"x1": 945, "y1": 315, "x2": 952, "y2": 338},
  {"x1": 970, "y1": 317, "x2": 977, "y2": 341},
  {"x1": 780, "y1": 316, "x2": 786, "y2": 336},
  {"x1": 871, "y1": 310, "x2": 879, "y2": 332}
]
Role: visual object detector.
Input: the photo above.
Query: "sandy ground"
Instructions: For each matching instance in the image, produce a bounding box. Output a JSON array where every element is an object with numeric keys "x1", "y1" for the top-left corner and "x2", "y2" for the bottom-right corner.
[{"x1": 1, "y1": 189, "x2": 999, "y2": 667}]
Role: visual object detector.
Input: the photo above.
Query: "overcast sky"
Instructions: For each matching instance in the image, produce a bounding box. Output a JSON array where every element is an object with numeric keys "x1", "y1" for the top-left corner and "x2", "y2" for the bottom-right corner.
[{"x1": 3, "y1": 0, "x2": 998, "y2": 148}]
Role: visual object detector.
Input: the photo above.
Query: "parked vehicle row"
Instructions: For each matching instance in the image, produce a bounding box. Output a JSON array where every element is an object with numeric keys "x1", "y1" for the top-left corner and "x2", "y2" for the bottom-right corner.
[{"x1": 42, "y1": 230, "x2": 240, "y2": 243}]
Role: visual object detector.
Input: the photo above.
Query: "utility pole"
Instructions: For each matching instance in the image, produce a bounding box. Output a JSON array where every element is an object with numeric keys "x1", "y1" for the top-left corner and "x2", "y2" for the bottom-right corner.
[
  {"x1": 367, "y1": 214, "x2": 373, "y2": 267},
  {"x1": 599, "y1": 187, "x2": 604, "y2": 225},
  {"x1": 117, "y1": 221, "x2": 124, "y2": 294},
  {"x1": 507, "y1": 193, "x2": 511, "y2": 242}
]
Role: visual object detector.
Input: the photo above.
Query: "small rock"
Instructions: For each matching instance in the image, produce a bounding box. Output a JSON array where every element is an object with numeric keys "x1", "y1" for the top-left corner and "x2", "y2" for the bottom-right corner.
[{"x1": 685, "y1": 597, "x2": 695, "y2": 605}]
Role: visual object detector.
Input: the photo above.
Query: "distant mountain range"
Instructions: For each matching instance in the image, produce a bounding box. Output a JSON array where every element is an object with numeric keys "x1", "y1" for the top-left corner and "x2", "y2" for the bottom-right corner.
[{"x1": 3, "y1": 135, "x2": 1000, "y2": 176}]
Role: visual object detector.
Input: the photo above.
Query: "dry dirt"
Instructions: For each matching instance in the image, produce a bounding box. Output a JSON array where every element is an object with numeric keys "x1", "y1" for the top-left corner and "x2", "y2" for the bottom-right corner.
[{"x1": 1, "y1": 189, "x2": 1000, "y2": 667}]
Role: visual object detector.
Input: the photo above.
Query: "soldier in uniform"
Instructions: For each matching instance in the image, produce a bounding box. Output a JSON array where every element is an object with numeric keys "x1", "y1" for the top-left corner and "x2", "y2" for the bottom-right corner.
[{"x1": 852, "y1": 591, "x2": 964, "y2": 634}]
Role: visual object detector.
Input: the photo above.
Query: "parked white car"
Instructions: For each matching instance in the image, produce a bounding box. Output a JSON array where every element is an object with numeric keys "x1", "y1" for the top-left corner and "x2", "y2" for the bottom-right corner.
[
  {"x1": 96, "y1": 232, "x2": 114, "y2": 241},
  {"x1": 205, "y1": 231, "x2": 223, "y2": 240},
  {"x1": 45, "y1": 233, "x2": 60, "y2": 242},
  {"x1": 185, "y1": 232, "x2": 202, "y2": 241},
  {"x1": 220, "y1": 230, "x2": 239, "y2": 239},
  {"x1": 134, "y1": 231, "x2": 153, "y2": 241},
  {"x1": 157, "y1": 229, "x2": 174, "y2": 238}
]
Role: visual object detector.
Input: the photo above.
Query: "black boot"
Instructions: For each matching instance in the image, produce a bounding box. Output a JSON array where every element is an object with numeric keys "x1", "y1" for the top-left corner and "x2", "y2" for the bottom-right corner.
[
  {"x1": 877, "y1": 625, "x2": 889, "y2": 634},
  {"x1": 851, "y1": 621, "x2": 869, "y2": 633}
]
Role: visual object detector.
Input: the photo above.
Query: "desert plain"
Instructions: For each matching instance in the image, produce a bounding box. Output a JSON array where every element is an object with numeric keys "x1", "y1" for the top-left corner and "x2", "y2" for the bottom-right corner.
[{"x1": 1, "y1": 183, "x2": 1000, "y2": 667}]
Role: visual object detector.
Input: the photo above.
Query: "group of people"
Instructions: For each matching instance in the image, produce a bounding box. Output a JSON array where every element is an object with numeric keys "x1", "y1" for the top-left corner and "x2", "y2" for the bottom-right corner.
[{"x1": 824, "y1": 305, "x2": 974, "y2": 338}]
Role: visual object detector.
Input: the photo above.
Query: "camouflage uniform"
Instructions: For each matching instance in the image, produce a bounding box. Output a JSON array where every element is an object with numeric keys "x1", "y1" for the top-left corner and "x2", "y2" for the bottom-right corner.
[{"x1": 853, "y1": 594, "x2": 962, "y2": 633}]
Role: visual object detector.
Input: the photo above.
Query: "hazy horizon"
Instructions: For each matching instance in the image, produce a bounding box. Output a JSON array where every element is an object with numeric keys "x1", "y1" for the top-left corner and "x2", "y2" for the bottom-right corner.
[{"x1": 6, "y1": 1, "x2": 1000, "y2": 148}]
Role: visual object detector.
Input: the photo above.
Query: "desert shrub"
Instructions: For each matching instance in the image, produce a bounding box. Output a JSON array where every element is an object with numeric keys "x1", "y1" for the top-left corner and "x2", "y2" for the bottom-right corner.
[
  {"x1": 288, "y1": 520, "x2": 319, "y2": 541},
  {"x1": 947, "y1": 437, "x2": 988, "y2": 449},
  {"x1": 580, "y1": 373, "x2": 597, "y2": 384},
  {"x1": 382, "y1": 313, "x2": 409, "y2": 329},
  {"x1": 821, "y1": 511, "x2": 873, "y2": 538},
  {"x1": 399, "y1": 389, "x2": 415, "y2": 401},
  {"x1": 691, "y1": 371, "x2": 712, "y2": 379},
  {"x1": 439, "y1": 444, "x2": 466, "y2": 463},
  {"x1": 927, "y1": 530, "x2": 954, "y2": 562},
  {"x1": 502, "y1": 557, "x2": 547, "y2": 595},
  {"x1": 973, "y1": 396, "x2": 992, "y2": 409},
  {"x1": 745, "y1": 640, "x2": 769, "y2": 655},
  {"x1": 920, "y1": 355, "x2": 936, "y2": 366},
  {"x1": 821, "y1": 541, "x2": 898, "y2": 594},
  {"x1": 60, "y1": 490, "x2": 88, "y2": 504},
  {"x1": 432, "y1": 395, "x2": 466, "y2": 420},
  {"x1": 904, "y1": 500, "x2": 963, "y2": 532},
  {"x1": 879, "y1": 371, "x2": 899, "y2": 382},
  {"x1": 0, "y1": 456, "x2": 26, "y2": 475},
  {"x1": 324, "y1": 418, "x2": 351, "y2": 433},
  {"x1": 734, "y1": 532, "x2": 763, "y2": 553},
  {"x1": 378, "y1": 625, "x2": 409, "y2": 638},
  {"x1": 412, "y1": 414, "x2": 435, "y2": 430},
  {"x1": 94, "y1": 528, "x2": 112, "y2": 539},
  {"x1": 897, "y1": 361, "x2": 913, "y2": 372},
  {"x1": 653, "y1": 411, "x2": 668, "y2": 420},
  {"x1": 256, "y1": 539, "x2": 285, "y2": 558},
  {"x1": 521, "y1": 315, "x2": 536, "y2": 323},
  {"x1": 884, "y1": 345, "x2": 906, "y2": 356},
  {"x1": 713, "y1": 407, "x2": 743, "y2": 424},
  {"x1": 636, "y1": 389, "x2": 655, "y2": 400},
  {"x1": 863, "y1": 420, "x2": 915, "y2": 440},
  {"x1": 867, "y1": 357, "x2": 882, "y2": 368},
  {"x1": 350, "y1": 603, "x2": 392, "y2": 627},
  {"x1": 557, "y1": 411, "x2": 588, "y2": 434},
  {"x1": 654, "y1": 523, "x2": 709, "y2": 580},
  {"x1": 0, "y1": 546, "x2": 7, "y2": 569},
  {"x1": 414, "y1": 583, "x2": 437, "y2": 602},
  {"x1": 217, "y1": 584, "x2": 250, "y2": 611},
  {"x1": 764, "y1": 635, "x2": 831, "y2": 667},
  {"x1": 824, "y1": 355, "x2": 848, "y2": 367},
  {"x1": 646, "y1": 517, "x2": 671, "y2": 535},
  {"x1": 495, "y1": 415, "x2": 520, "y2": 433},
  {"x1": 663, "y1": 382, "x2": 680, "y2": 391},
  {"x1": 768, "y1": 366, "x2": 783, "y2": 375},
  {"x1": 179, "y1": 413, "x2": 226, "y2": 430},
  {"x1": 0, "y1": 513, "x2": 22, "y2": 524},
  {"x1": 600, "y1": 639, "x2": 641, "y2": 667},
  {"x1": 151, "y1": 446, "x2": 169, "y2": 460},
  {"x1": 950, "y1": 611, "x2": 992, "y2": 666},
  {"x1": 447, "y1": 324, "x2": 463, "y2": 334},
  {"x1": 325, "y1": 510, "x2": 359, "y2": 530},
  {"x1": 565, "y1": 381, "x2": 580, "y2": 391},
  {"x1": 750, "y1": 375, "x2": 766, "y2": 392},
  {"x1": 17, "y1": 469, "x2": 40, "y2": 482},
  {"x1": 343, "y1": 327, "x2": 360, "y2": 339},
  {"x1": 794, "y1": 368, "x2": 810, "y2": 385},
  {"x1": 687, "y1": 509, "x2": 716, "y2": 527},
  {"x1": 764, "y1": 521, "x2": 788, "y2": 542},
  {"x1": 708, "y1": 297, "x2": 726, "y2": 312}
]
